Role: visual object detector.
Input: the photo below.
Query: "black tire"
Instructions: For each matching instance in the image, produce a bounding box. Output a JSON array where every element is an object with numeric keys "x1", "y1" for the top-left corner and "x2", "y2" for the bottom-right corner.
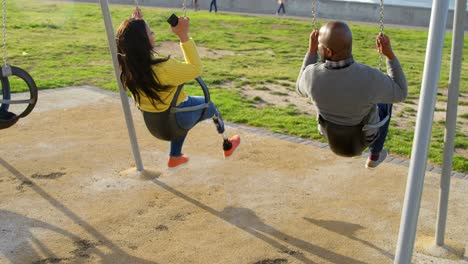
[
  {"x1": 11, "y1": 66, "x2": 38, "y2": 118},
  {"x1": 0, "y1": 73, "x2": 11, "y2": 112}
]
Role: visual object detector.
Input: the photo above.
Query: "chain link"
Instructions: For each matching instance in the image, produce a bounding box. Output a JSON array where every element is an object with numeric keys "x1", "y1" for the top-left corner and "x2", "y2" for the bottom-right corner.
[
  {"x1": 2, "y1": 0, "x2": 7, "y2": 67},
  {"x1": 379, "y1": 0, "x2": 384, "y2": 71},
  {"x1": 311, "y1": 0, "x2": 318, "y2": 30},
  {"x1": 182, "y1": 0, "x2": 187, "y2": 17}
]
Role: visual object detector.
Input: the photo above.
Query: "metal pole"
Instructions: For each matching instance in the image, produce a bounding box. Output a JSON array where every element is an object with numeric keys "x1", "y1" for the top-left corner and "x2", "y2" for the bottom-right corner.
[
  {"x1": 99, "y1": 0, "x2": 144, "y2": 172},
  {"x1": 435, "y1": 0, "x2": 466, "y2": 246},
  {"x1": 393, "y1": 0, "x2": 449, "y2": 262}
]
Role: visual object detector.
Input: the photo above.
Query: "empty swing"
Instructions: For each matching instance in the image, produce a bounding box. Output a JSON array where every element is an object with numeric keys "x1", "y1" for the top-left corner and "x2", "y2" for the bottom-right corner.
[{"x1": 0, "y1": 0, "x2": 38, "y2": 129}]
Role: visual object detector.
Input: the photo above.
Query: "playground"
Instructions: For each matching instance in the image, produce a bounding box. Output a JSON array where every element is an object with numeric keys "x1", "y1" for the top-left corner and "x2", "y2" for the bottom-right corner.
[
  {"x1": 0, "y1": 86, "x2": 466, "y2": 264},
  {"x1": 0, "y1": 0, "x2": 467, "y2": 263}
]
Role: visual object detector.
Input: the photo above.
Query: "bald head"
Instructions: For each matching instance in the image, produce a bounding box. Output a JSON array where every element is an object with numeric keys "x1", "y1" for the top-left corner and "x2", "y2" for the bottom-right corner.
[{"x1": 318, "y1": 21, "x2": 353, "y2": 61}]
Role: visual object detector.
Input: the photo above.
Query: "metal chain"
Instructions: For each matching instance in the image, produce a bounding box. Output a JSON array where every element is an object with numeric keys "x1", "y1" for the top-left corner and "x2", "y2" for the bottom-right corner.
[
  {"x1": 2, "y1": 0, "x2": 7, "y2": 67},
  {"x1": 133, "y1": 0, "x2": 139, "y2": 8},
  {"x1": 182, "y1": 0, "x2": 187, "y2": 18},
  {"x1": 379, "y1": 0, "x2": 384, "y2": 71},
  {"x1": 311, "y1": 0, "x2": 318, "y2": 30}
]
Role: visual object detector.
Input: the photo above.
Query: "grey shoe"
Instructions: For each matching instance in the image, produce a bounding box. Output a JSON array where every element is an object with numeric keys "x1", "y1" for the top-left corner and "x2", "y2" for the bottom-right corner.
[{"x1": 365, "y1": 149, "x2": 388, "y2": 169}]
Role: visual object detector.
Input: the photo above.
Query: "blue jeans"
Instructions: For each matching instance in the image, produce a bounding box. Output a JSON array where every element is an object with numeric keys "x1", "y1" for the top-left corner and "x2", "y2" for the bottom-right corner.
[
  {"x1": 369, "y1": 103, "x2": 393, "y2": 154},
  {"x1": 277, "y1": 3, "x2": 285, "y2": 14},
  {"x1": 170, "y1": 96, "x2": 225, "y2": 156},
  {"x1": 209, "y1": 0, "x2": 217, "y2": 12}
]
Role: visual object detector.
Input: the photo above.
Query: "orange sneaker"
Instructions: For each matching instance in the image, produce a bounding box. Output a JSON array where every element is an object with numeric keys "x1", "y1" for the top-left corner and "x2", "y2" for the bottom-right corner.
[
  {"x1": 223, "y1": 135, "x2": 241, "y2": 158},
  {"x1": 167, "y1": 155, "x2": 189, "y2": 168}
]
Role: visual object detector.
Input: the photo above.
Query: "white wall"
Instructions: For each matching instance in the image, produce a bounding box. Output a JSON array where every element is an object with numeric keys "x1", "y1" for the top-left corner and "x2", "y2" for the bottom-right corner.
[{"x1": 130, "y1": 0, "x2": 468, "y2": 29}]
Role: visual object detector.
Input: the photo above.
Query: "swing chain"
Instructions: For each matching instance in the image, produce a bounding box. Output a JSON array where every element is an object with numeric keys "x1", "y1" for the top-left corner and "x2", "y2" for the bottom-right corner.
[
  {"x1": 182, "y1": 0, "x2": 187, "y2": 18},
  {"x1": 379, "y1": 0, "x2": 384, "y2": 71},
  {"x1": 311, "y1": 0, "x2": 318, "y2": 30},
  {"x1": 1, "y1": 0, "x2": 10, "y2": 77},
  {"x1": 2, "y1": 0, "x2": 7, "y2": 66}
]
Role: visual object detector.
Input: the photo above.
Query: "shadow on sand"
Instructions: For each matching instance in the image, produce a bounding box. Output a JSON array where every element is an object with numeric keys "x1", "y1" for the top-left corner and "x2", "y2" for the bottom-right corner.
[{"x1": 0, "y1": 158, "x2": 157, "y2": 264}]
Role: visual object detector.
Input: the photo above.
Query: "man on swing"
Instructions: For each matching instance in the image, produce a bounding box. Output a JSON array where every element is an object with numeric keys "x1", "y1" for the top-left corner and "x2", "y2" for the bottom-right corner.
[{"x1": 296, "y1": 21, "x2": 407, "y2": 168}]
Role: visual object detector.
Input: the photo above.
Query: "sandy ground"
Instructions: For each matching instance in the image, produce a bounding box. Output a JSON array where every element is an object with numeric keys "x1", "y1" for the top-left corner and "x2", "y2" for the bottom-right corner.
[{"x1": 0, "y1": 86, "x2": 467, "y2": 264}]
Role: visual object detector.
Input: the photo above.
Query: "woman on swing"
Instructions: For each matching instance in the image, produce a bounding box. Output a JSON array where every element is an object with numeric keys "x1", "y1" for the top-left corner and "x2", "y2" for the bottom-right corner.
[{"x1": 116, "y1": 8, "x2": 240, "y2": 168}]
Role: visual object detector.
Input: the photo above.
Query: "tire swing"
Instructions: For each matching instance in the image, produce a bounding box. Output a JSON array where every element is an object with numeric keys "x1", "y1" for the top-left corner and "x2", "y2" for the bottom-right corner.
[
  {"x1": 312, "y1": 0, "x2": 390, "y2": 157},
  {"x1": 0, "y1": 0, "x2": 38, "y2": 129}
]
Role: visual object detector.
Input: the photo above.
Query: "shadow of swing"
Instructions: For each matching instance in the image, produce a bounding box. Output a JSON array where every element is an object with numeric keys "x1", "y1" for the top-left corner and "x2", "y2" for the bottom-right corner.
[
  {"x1": 0, "y1": 209, "x2": 86, "y2": 263},
  {"x1": 151, "y1": 178, "x2": 369, "y2": 264},
  {"x1": 0, "y1": 157, "x2": 157, "y2": 264},
  {"x1": 303, "y1": 217, "x2": 394, "y2": 260}
]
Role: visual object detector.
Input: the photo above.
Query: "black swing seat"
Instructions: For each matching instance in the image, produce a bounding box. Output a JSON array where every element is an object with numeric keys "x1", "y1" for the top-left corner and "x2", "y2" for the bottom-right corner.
[
  {"x1": 319, "y1": 115, "x2": 370, "y2": 157},
  {"x1": 0, "y1": 108, "x2": 19, "y2": 129},
  {"x1": 0, "y1": 65, "x2": 38, "y2": 130},
  {"x1": 143, "y1": 77, "x2": 210, "y2": 141},
  {"x1": 318, "y1": 111, "x2": 389, "y2": 157}
]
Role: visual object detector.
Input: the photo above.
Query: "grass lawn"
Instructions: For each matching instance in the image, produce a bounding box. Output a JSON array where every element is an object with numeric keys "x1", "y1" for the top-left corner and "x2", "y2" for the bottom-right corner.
[{"x1": 4, "y1": 0, "x2": 468, "y2": 173}]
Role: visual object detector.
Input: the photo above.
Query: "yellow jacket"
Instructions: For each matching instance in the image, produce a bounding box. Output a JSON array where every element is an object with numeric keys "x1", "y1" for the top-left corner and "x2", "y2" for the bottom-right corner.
[{"x1": 137, "y1": 38, "x2": 202, "y2": 112}]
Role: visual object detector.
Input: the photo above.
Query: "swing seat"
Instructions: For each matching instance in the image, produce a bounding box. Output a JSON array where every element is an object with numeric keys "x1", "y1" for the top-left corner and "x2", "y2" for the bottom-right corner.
[
  {"x1": 0, "y1": 108, "x2": 18, "y2": 129},
  {"x1": 318, "y1": 115, "x2": 372, "y2": 157},
  {"x1": 143, "y1": 107, "x2": 189, "y2": 141},
  {"x1": 142, "y1": 77, "x2": 210, "y2": 142}
]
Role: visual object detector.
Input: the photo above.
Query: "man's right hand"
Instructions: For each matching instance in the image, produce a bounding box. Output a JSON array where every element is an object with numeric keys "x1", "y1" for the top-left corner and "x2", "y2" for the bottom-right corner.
[
  {"x1": 376, "y1": 33, "x2": 395, "y2": 60},
  {"x1": 309, "y1": 30, "x2": 319, "y2": 55}
]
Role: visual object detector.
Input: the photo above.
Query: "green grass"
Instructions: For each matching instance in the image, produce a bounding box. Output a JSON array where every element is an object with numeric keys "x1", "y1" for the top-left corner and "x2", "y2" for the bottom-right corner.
[
  {"x1": 4, "y1": 0, "x2": 468, "y2": 173},
  {"x1": 403, "y1": 106, "x2": 417, "y2": 113},
  {"x1": 254, "y1": 86, "x2": 270, "y2": 91},
  {"x1": 270, "y1": 91, "x2": 288, "y2": 96}
]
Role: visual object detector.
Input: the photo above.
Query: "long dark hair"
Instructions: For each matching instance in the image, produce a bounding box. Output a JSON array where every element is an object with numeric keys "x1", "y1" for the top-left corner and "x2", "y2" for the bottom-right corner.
[{"x1": 116, "y1": 18, "x2": 170, "y2": 106}]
